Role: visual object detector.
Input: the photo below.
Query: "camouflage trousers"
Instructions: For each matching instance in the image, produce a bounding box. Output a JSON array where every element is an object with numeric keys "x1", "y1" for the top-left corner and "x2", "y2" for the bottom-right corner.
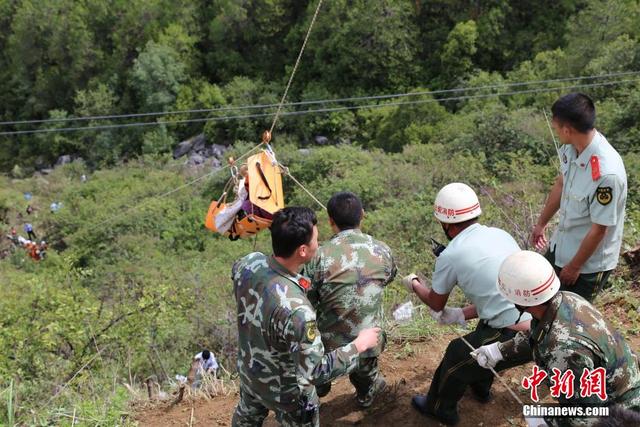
[
  {"x1": 232, "y1": 385, "x2": 319, "y2": 427},
  {"x1": 545, "y1": 249, "x2": 612, "y2": 303},
  {"x1": 316, "y1": 355, "x2": 381, "y2": 398}
]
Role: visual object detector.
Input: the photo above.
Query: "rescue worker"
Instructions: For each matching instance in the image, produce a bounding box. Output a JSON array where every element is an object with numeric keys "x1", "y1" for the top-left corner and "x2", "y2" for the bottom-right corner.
[
  {"x1": 192, "y1": 349, "x2": 218, "y2": 388},
  {"x1": 194, "y1": 349, "x2": 218, "y2": 377},
  {"x1": 404, "y1": 182, "x2": 532, "y2": 425},
  {"x1": 24, "y1": 223, "x2": 37, "y2": 241},
  {"x1": 472, "y1": 250, "x2": 640, "y2": 427},
  {"x1": 531, "y1": 93, "x2": 627, "y2": 302},
  {"x1": 38, "y1": 241, "x2": 47, "y2": 260},
  {"x1": 304, "y1": 191, "x2": 397, "y2": 407},
  {"x1": 6, "y1": 227, "x2": 19, "y2": 245},
  {"x1": 231, "y1": 206, "x2": 381, "y2": 427}
]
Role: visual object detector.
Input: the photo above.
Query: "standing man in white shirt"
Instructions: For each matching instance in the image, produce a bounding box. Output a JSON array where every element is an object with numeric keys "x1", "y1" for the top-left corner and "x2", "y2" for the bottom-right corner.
[
  {"x1": 531, "y1": 93, "x2": 627, "y2": 302},
  {"x1": 404, "y1": 183, "x2": 532, "y2": 425}
]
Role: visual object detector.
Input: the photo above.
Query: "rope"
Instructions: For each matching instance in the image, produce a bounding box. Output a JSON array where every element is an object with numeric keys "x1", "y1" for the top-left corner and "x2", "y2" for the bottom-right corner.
[
  {"x1": 278, "y1": 163, "x2": 326, "y2": 210},
  {"x1": 57, "y1": 0, "x2": 328, "y2": 235},
  {"x1": 1, "y1": 70, "x2": 638, "y2": 127},
  {"x1": 2, "y1": 77, "x2": 638, "y2": 136},
  {"x1": 451, "y1": 326, "x2": 526, "y2": 406},
  {"x1": 85, "y1": 143, "x2": 263, "y2": 233},
  {"x1": 252, "y1": 231, "x2": 259, "y2": 251},
  {"x1": 403, "y1": 256, "x2": 528, "y2": 408},
  {"x1": 40, "y1": 346, "x2": 106, "y2": 410},
  {"x1": 268, "y1": 0, "x2": 324, "y2": 135},
  {"x1": 543, "y1": 108, "x2": 563, "y2": 169},
  {"x1": 400, "y1": 269, "x2": 527, "y2": 408},
  {"x1": 480, "y1": 187, "x2": 526, "y2": 239}
]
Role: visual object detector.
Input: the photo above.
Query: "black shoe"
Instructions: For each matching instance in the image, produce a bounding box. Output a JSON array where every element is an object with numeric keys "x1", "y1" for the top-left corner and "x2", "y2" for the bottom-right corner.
[
  {"x1": 411, "y1": 395, "x2": 431, "y2": 416},
  {"x1": 471, "y1": 389, "x2": 492, "y2": 404},
  {"x1": 316, "y1": 382, "x2": 331, "y2": 398},
  {"x1": 411, "y1": 395, "x2": 460, "y2": 425},
  {"x1": 356, "y1": 377, "x2": 387, "y2": 408}
]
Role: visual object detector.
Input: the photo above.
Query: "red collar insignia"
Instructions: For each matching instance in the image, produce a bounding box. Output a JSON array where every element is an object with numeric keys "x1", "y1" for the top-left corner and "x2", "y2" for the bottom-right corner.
[
  {"x1": 298, "y1": 277, "x2": 311, "y2": 290},
  {"x1": 590, "y1": 155, "x2": 601, "y2": 181}
]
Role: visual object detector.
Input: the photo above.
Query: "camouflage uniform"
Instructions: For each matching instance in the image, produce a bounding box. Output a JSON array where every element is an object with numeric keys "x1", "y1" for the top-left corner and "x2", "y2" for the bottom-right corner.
[
  {"x1": 304, "y1": 229, "x2": 397, "y2": 398},
  {"x1": 231, "y1": 252, "x2": 360, "y2": 427},
  {"x1": 500, "y1": 291, "x2": 640, "y2": 426}
]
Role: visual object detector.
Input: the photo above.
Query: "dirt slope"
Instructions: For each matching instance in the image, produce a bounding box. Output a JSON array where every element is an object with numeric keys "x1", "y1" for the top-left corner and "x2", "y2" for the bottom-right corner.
[{"x1": 135, "y1": 333, "x2": 534, "y2": 426}]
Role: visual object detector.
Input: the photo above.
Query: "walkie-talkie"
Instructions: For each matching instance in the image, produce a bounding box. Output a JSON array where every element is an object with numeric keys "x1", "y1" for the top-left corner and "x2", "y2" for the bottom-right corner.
[{"x1": 430, "y1": 238, "x2": 446, "y2": 257}]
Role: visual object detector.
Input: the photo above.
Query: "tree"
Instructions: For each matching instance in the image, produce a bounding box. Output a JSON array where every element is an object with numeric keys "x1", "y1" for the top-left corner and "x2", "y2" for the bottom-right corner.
[
  {"x1": 565, "y1": 0, "x2": 639, "y2": 73},
  {"x1": 157, "y1": 23, "x2": 201, "y2": 76},
  {"x1": 290, "y1": 0, "x2": 420, "y2": 95},
  {"x1": 203, "y1": 0, "x2": 305, "y2": 82},
  {"x1": 171, "y1": 79, "x2": 226, "y2": 138},
  {"x1": 359, "y1": 91, "x2": 451, "y2": 152},
  {"x1": 439, "y1": 20, "x2": 478, "y2": 84},
  {"x1": 129, "y1": 41, "x2": 188, "y2": 112},
  {"x1": 205, "y1": 76, "x2": 278, "y2": 144},
  {"x1": 73, "y1": 83, "x2": 126, "y2": 166},
  {"x1": 6, "y1": 0, "x2": 101, "y2": 116}
]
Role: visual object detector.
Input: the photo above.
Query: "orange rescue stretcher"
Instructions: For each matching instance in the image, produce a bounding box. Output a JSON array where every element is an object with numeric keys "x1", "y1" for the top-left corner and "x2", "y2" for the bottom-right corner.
[{"x1": 205, "y1": 149, "x2": 284, "y2": 240}]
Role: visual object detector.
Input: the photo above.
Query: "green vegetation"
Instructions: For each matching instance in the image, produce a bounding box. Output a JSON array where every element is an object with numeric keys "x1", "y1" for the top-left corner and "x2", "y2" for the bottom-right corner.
[
  {"x1": 0, "y1": 0, "x2": 639, "y2": 171},
  {"x1": 2, "y1": 144, "x2": 638, "y2": 425},
  {"x1": 0, "y1": 0, "x2": 639, "y2": 425}
]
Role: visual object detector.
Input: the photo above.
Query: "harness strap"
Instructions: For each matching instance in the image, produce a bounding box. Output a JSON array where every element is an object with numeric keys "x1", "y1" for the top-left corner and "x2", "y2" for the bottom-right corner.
[{"x1": 255, "y1": 162, "x2": 273, "y2": 201}]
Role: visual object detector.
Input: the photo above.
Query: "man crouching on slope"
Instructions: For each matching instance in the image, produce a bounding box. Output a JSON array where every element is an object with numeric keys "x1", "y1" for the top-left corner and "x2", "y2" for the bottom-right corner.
[
  {"x1": 304, "y1": 192, "x2": 397, "y2": 408},
  {"x1": 231, "y1": 206, "x2": 381, "y2": 427},
  {"x1": 473, "y1": 251, "x2": 640, "y2": 427},
  {"x1": 403, "y1": 183, "x2": 532, "y2": 425}
]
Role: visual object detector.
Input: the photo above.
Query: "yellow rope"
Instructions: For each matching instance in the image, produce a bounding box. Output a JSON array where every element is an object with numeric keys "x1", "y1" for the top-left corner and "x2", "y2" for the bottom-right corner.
[
  {"x1": 278, "y1": 163, "x2": 326, "y2": 211},
  {"x1": 268, "y1": 0, "x2": 324, "y2": 135}
]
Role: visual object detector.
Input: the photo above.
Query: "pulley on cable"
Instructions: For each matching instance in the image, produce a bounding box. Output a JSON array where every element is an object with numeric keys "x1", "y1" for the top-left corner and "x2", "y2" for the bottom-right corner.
[{"x1": 205, "y1": 131, "x2": 285, "y2": 240}]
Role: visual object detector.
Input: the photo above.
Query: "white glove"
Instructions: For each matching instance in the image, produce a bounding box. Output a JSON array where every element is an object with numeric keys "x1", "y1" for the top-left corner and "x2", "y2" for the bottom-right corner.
[
  {"x1": 470, "y1": 342, "x2": 504, "y2": 369},
  {"x1": 428, "y1": 309, "x2": 442, "y2": 322},
  {"x1": 438, "y1": 307, "x2": 466, "y2": 326},
  {"x1": 402, "y1": 274, "x2": 419, "y2": 292},
  {"x1": 526, "y1": 417, "x2": 548, "y2": 427}
]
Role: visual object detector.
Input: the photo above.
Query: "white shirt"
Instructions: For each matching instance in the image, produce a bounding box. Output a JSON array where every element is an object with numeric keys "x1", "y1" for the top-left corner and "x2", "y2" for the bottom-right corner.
[
  {"x1": 194, "y1": 351, "x2": 218, "y2": 373},
  {"x1": 551, "y1": 131, "x2": 627, "y2": 273},
  {"x1": 432, "y1": 223, "x2": 531, "y2": 328}
]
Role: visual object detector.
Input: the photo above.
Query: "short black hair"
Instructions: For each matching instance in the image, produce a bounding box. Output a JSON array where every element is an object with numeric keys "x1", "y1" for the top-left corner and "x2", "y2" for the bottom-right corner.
[
  {"x1": 202, "y1": 349, "x2": 210, "y2": 360},
  {"x1": 455, "y1": 217, "x2": 479, "y2": 229},
  {"x1": 270, "y1": 207, "x2": 317, "y2": 258},
  {"x1": 551, "y1": 93, "x2": 596, "y2": 133},
  {"x1": 327, "y1": 191, "x2": 363, "y2": 230}
]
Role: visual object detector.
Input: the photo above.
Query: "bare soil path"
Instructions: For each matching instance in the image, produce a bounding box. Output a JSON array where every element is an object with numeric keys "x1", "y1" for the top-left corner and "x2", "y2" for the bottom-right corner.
[{"x1": 135, "y1": 333, "x2": 536, "y2": 427}]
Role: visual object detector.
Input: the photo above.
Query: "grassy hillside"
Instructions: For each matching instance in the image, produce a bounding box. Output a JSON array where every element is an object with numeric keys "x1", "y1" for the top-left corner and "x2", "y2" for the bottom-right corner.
[{"x1": 1, "y1": 139, "x2": 638, "y2": 425}]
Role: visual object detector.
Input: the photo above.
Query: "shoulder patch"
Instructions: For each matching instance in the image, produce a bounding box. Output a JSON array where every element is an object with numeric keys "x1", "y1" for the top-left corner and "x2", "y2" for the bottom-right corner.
[
  {"x1": 596, "y1": 187, "x2": 612, "y2": 206},
  {"x1": 304, "y1": 321, "x2": 318, "y2": 342}
]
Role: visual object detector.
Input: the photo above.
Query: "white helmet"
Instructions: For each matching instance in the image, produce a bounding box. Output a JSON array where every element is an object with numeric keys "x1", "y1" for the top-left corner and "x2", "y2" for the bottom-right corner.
[
  {"x1": 497, "y1": 251, "x2": 560, "y2": 306},
  {"x1": 434, "y1": 183, "x2": 482, "y2": 224}
]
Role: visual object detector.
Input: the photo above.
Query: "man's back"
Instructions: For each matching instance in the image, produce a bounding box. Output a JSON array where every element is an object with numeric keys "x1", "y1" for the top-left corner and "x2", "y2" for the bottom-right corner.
[
  {"x1": 194, "y1": 352, "x2": 218, "y2": 373},
  {"x1": 432, "y1": 224, "x2": 526, "y2": 328},
  {"x1": 536, "y1": 292, "x2": 640, "y2": 410},
  {"x1": 305, "y1": 229, "x2": 396, "y2": 352}
]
